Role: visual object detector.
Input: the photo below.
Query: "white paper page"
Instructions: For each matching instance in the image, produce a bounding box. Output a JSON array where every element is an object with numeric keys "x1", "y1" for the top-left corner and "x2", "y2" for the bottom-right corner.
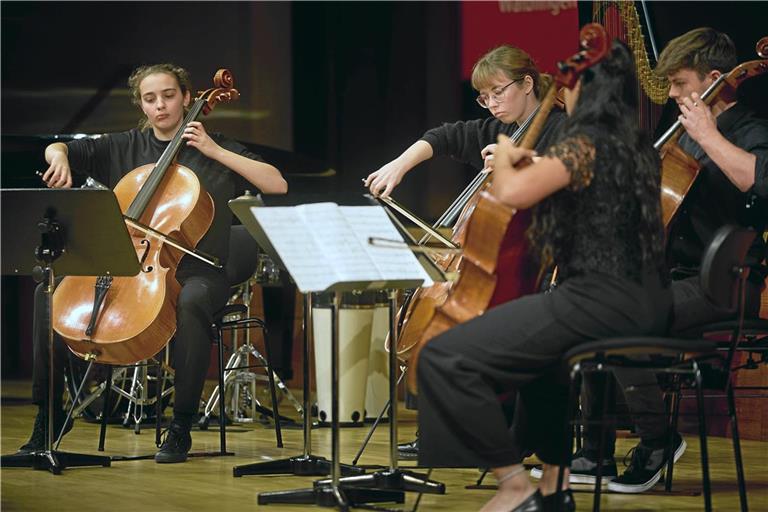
[
  {"x1": 340, "y1": 206, "x2": 433, "y2": 287},
  {"x1": 295, "y1": 203, "x2": 378, "y2": 284},
  {"x1": 251, "y1": 206, "x2": 336, "y2": 292}
]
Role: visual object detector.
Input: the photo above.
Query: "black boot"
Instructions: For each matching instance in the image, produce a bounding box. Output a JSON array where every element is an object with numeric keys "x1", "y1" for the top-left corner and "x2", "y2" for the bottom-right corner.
[
  {"x1": 18, "y1": 406, "x2": 73, "y2": 453},
  {"x1": 155, "y1": 420, "x2": 192, "y2": 463}
]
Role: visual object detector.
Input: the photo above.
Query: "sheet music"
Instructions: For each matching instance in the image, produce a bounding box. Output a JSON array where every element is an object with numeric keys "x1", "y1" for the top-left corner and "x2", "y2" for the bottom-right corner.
[
  {"x1": 340, "y1": 206, "x2": 433, "y2": 284},
  {"x1": 249, "y1": 206, "x2": 333, "y2": 292},
  {"x1": 251, "y1": 203, "x2": 432, "y2": 293}
]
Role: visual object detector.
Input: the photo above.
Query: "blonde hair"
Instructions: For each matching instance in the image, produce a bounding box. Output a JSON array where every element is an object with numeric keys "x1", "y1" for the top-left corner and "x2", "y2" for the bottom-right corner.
[
  {"x1": 128, "y1": 63, "x2": 193, "y2": 130},
  {"x1": 471, "y1": 45, "x2": 552, "y2": 99},
  {"x1": 654, "y1": 27, "x2": 737, "y2": 79}
]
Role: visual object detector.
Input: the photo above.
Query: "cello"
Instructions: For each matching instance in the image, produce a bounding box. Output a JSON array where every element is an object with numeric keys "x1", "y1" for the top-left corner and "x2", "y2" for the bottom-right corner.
[
  {"x1": 405, "y1": 24, "x2": 610, "y2": 394},
  {"x1": 385, "y1": 108, "x2": 544, "y2": 361},
  {"x1": 52, "y1": 69, "x2": 239, "y2": 365},
  {"x1": 656, "y1": 36, "x2": 768, "y2": 229}
]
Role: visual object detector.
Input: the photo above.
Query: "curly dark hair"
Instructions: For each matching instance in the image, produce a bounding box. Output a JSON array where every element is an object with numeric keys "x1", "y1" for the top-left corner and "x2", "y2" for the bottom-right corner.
[
  {"x1": 527, "y1": 40, "x2": 666, "y2": 277},
  {"x1": 127, "y1": 63, "x2": 192, "y2": 130}
]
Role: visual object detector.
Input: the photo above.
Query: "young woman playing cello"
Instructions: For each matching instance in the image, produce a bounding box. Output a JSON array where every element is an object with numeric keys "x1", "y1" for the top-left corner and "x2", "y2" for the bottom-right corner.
[
  {"x1": 25, "y1": 63, "x2": 286, "y2": 463},
  {"x1": 365, "y1": 44, "x2": 565, "y2": 198},
  {"x1": 365, "y1": 45, "x2": 567, "y2": 459}
]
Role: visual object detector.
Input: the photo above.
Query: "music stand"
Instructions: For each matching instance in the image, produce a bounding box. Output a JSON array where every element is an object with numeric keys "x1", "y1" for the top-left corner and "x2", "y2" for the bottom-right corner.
[
  {"x1": 0, "y1": 188, "x2": 140, "y2": 474},
  {"x1": 311, "y1": 289, "x2": 445, "y2": 496},
  {"x1": 230, "y1": 199, "x2": 445, "y2": 509},
  {"x1": 229, "y1": 194, "x2": 364, "y2": 480}
]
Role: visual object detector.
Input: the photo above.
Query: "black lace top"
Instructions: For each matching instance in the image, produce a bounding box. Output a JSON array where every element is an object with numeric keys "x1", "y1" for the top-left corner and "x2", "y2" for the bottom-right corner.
[{"x1": 530, "y1": 126, "x2": 664, "y2": 283}]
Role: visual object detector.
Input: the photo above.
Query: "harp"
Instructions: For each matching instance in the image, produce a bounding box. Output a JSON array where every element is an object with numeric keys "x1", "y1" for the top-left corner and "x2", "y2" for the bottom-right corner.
[{"x1": 593, "y1": 1, "x2": 668, "y2": 134}]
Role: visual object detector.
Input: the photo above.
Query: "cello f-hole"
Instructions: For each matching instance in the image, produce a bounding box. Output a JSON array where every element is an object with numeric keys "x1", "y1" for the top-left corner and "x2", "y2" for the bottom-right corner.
[{"x1": 139, "y1": 239, "x2": 153, "y2": 272}]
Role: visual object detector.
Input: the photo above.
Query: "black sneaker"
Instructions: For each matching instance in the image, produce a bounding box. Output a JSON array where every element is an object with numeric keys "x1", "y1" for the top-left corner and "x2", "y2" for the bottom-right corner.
[
  {"x1": 155, "y1": 421, "x2": 192, "y2": 464},
  {"x1": 530, "y1": 449, "x2": 617, "y2": 484},
  {"x1": 397, "y1": 437, "x2": 418, "y2": 460},
  {"x1": 607, "y1": 434, "x2": 687, "y2": 493},
  {"x1": 18, "y1": 408, "x2": 73, "y2": 453}
]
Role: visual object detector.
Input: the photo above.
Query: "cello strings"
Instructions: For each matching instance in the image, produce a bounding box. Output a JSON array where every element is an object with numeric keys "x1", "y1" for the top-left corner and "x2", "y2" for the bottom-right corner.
[{"x1": 436, "y1": 104, "x2": 541, "y2": 230}]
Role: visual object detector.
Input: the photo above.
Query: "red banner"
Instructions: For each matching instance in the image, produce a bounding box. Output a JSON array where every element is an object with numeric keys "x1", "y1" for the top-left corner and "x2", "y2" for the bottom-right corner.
[{"x1": 461, "y1": 1, "x2": 580, "y2": 79}]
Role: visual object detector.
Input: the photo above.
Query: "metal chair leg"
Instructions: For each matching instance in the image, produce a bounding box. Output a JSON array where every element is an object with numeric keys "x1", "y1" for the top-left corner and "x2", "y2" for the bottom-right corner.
[
  {"x1": 98, "y1": 366, "x2": 113, "y2": 452},
  {"x1": 261, "y1": 327, "x2": 283, "y2": 448},
  {"x1": 694, "y1": 367, "x2": 712, "y2": 512},
  {"x1": 217, "y1": 328, "x2": 228, "y2": 455},
  {"x1": 664, "y1": 386, "x2": 681, "y2": 491},
  {"x1": 593, "y1": 370, "x2": 612, "y2": 512},
  {"x1": 726, "y1": 384, "x2": 749, "y2": 512},
  {"x1": 557, "y1": 366, "x2": 581, "y2": 512}
]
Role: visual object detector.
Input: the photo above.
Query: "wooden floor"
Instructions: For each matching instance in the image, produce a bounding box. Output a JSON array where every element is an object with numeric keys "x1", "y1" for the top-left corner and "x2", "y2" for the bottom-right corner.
[{"x1": 1, "y1": 380, "x2": 766, "y2": 512}]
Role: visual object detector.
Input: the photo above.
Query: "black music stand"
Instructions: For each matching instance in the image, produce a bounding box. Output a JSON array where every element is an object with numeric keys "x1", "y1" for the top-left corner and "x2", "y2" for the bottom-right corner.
[
  {"x1": 229, "y1": 194, "x2": 364, "y2": 480},
  {"x1": 310, "y1": 289, "x2": 445, "y2": 496},
  {"x1": 230, "y1": 199, "x2": 446, "y2": 509},
  {"x1": 0, "y1": 188, "x2": 140, "y2": 474}
]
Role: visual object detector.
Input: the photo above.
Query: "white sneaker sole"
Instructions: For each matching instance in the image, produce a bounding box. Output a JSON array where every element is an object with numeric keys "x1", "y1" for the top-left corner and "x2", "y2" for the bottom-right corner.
[
  {"x1": 530, "y1": 467, "x2": 616, "y2": 484},
  {"x1": 607, "y1": 438, "x2": 688, "y2": 494},
  {"x1": 570, "y1": 473, "x2": 616, "y2": 485}
]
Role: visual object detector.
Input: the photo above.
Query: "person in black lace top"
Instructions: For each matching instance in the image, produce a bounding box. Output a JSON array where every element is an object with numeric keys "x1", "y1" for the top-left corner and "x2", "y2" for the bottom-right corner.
[
  {"x1": 416, "y1": 42, "x2": 671, "y2": 512},
  {"x1": 571, "y1": 27, "x2": 768, "y2": 495}
]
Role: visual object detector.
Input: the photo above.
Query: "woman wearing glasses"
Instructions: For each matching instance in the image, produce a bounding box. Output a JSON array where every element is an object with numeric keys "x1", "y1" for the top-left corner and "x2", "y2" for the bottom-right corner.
[
  {"x1": 364, "y1": 44, "x2": 566, "y2": 198},
  {"x1": 364, "y1": 45, "x2": 567, "y2": 460}
]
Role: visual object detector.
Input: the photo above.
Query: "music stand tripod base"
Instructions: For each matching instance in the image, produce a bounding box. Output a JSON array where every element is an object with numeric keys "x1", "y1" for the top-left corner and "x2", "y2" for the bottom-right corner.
[
  {"x1": 234, "y1": 454, "x2": 363, "y2": 477},
  {"x1": 1, "y1": 449, "x2": 111, "y2": 475},
  {"x1": 258, "y1": 485, "x2": 404, "y2": 507},
  {"x1": 314, "y1": 468, "x2": 446, "y2": 495}
]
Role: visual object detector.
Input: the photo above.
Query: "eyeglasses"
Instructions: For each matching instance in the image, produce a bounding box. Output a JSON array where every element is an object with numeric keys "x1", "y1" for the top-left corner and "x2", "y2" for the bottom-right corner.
[{"x1": 476, "y1": 79, "x2": 522, "y2": 109}]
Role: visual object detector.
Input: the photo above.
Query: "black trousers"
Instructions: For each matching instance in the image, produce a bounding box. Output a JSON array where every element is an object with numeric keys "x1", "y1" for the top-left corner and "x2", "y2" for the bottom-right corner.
[
  {"x1": 417, "y1": 271, "x2": 671, "y2": 469},
  {"x1": 580, "y1": 275, "x2": 764, "y2": 456},
  {"x1": 32, "y1": 265, "x2": 229, "y2": 418}
]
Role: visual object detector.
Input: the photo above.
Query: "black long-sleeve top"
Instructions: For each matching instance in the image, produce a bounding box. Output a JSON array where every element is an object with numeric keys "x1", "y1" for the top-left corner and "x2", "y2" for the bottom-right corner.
[
  {"x1": 420, "y1": 109, "x2": 567, "y2": 170},
  {"x1": 668, "y1": 102, "x2": 768, "y2": 284},
  {"x1": 66, "y1": 128, "x2": 262, "y2": 272}
]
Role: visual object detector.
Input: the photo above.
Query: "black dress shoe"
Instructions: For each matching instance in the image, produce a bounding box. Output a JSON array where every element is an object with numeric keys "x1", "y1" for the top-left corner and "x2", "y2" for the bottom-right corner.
[
  {"x1": 510, "y1": 490, "x2": 543, "y2": 512},
  {"x1": 541, "y1": 488, "x2": 576, "y2": 512},
  {"x1": 397, "y1": 438, "x2": 418, "y2": 460}
]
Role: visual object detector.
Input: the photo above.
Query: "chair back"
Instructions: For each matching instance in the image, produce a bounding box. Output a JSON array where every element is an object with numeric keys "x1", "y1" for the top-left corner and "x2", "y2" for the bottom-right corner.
[
  {"x1": 225, "y1": 225, "x2": 260, "y2": 288},
  {"x1": 699, "y1": 225, "x2": 756, "y2": 313}
]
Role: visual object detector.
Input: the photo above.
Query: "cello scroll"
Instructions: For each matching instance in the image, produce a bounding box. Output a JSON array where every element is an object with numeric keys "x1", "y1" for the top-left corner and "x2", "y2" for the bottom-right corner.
[{"x1": 198, "y1": 69, "x2": 239, "y2": 115}]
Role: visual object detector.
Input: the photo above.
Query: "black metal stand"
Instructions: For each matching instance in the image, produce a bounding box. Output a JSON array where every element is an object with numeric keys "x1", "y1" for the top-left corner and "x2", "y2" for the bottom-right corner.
[
  {"x1": 0, "y1": 190, "x2": 139, "y2": 474},
  {"x1": 352, "y1": 367, "x2": 405, "y2": 466},
  {"x1": 228, "y1": 198, "x2": 446, "y2": 508},
  {"x1": 312, "y1": 290, "x2": 445, "y2": 497},
  {"x1": 0, "y1": 261, "x2": 112, "y2": 474},
  {"x1": 256, "y1": 292, "x2": 403, "y2": 508},
  {"x1": 234, "y1": 294, "x2": 365, "y2": 479}
]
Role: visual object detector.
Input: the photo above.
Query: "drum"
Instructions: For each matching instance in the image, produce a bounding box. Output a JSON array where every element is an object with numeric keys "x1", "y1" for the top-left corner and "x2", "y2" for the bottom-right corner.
[
  {"x1": 312, "y1": 290, "x2": 375, "y2": 426},
  {"x1": 365, "y1": 291, "x2": 390, "y2": 422}
]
